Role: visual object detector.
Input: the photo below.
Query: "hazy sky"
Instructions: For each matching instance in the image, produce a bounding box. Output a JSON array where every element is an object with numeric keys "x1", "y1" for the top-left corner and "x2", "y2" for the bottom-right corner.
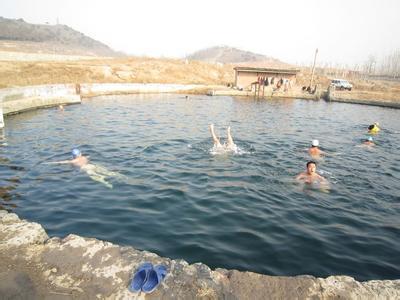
[{"x1": 1, "y1": 0, "x2": 399, "y2": 65}]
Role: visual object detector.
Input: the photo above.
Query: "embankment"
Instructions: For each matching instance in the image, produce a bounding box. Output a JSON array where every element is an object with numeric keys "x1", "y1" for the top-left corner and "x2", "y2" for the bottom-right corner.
[
  {"x1": 1, "y1": 210, "x2": 399, "y2": 299},
  {"x1": 326, "y1": 86, "x2": 400, "y2": 108}
]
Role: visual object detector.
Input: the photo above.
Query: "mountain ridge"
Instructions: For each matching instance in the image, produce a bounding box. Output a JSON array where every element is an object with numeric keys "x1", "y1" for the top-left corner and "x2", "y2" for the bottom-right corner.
[
  {"x1": 0, "y1": 16, "x2": 122, "y2": 57},
  {"x1": 187, "y1": 45, "x2": 291, "y2": 67}
]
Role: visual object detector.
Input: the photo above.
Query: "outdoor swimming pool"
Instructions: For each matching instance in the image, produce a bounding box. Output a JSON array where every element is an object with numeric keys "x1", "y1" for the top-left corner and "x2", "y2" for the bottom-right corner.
[{"x1": 1, "y1": 94, "x2": 399, "y2": 281}]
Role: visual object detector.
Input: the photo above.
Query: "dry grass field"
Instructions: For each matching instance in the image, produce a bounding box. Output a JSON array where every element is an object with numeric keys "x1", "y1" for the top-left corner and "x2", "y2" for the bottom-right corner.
[
  {"x1": 0, "y1": 56, "x2": 234, "y2": 88},
  {"x1": 0, "y1": 49, "x2": 399, "y2": 103}
]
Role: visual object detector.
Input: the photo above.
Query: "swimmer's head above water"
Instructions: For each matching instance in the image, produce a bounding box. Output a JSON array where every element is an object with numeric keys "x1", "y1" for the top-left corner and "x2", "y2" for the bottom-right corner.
[
  {"x1": 72, "y1": 148, "x2": 81, "y2": 158},
  {"x1": 311, "y1": 139, "x2": 319, "y2": 147},
  {"x1": 306, "y1": 161, "x2": 317, "y2": 175}
]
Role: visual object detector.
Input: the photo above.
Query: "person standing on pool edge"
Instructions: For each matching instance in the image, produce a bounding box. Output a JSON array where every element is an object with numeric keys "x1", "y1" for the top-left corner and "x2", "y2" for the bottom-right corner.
[{"x1": 296, "y1": 161, "x2": 329, "y2": 185}]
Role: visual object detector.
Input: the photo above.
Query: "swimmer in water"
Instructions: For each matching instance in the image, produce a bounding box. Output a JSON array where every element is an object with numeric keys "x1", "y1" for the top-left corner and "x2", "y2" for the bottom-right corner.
[
  {"x1": 363, "y1": 136, "x2": 375, "y2": 146},
  {"x1": 48, "y1": 148, "x2": 117, "y2": 188},
  {"x1": 368, "y1": 122, "x2": 380, "y2": 134},
  {"x1": 58, "y1": 105, "x2": 64, "y2": 111},
  {"x1": 296, "y1": 161, "x2": 329, "y2": 186},
  {"x1": 209, "y1": 124, "x2": 237, "y2": 152},
  {"x1": 308, "y1": 139, "x2": 324, "y2": 158}
]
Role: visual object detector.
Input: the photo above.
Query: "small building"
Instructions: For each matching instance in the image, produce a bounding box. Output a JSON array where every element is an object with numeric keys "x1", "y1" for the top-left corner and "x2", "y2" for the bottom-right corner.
[{"x1": 234, "y1": 67, "x2": 300, "y2": 89}]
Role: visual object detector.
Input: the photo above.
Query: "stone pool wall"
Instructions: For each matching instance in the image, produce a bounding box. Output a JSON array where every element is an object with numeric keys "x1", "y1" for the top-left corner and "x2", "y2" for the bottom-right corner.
[
  {"x1": 0, "y1": 83, "x2": 211, "y2": 125},
  {"x1": 326, "y1": 85, "x2": 400, "y2": 108},
  {"x1": 80, "y1": 83, "x2": 209, "y2": 97},
  {"x1": 0, "y1": 84, "x2": 81, "y2": 117},
  {"x1": 1, "y1": 210, "x2": 399, "y2": 299}
]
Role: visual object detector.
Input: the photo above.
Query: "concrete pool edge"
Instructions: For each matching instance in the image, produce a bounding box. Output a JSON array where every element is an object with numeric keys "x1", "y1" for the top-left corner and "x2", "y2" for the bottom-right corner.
[
  {"x1": 1, "y1": 83, "x2": 399, "y2": 121},
  {"x1": 1, "y1": 210, "x2": 399, "y2": 299}
]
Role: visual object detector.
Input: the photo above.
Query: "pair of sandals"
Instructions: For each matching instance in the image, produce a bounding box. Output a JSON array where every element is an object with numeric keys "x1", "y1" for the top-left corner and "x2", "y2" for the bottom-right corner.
[{"x1": 128, "y1": 262, "x2": 167, "y2": 293}]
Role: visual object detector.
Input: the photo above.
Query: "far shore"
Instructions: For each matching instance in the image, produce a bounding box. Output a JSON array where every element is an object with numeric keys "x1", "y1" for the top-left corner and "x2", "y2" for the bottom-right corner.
[{"x1": 1, "y1": 82, "x2": 399, "y2": 118}]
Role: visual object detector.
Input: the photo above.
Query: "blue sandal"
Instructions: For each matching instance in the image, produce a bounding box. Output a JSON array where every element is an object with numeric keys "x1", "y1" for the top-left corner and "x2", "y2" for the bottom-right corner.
[
  {"x1": 141, "y1": 264, "x2": 168, "y2": 293},
  {"x1": 128, "y1": 262, "x2": 153, "y2": 292}
]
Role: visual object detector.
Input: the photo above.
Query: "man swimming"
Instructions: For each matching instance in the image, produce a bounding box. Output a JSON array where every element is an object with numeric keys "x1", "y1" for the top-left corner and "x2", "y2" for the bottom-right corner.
[
  {"x1": 296, "y1": 161, "x2": 329, "y2": 185},
  {"x1": 209, "y1": 124, "x2": 237, "y2": 152},
  {"x1": 308, "y1": 139, "x2": 324, "y2": 158},
  {"x1": 48, "y1": 148, "x2": 116, "y2": 188},
  {"x1": 363, "y1": 136, "x2": 375, "y2": 146},
  {"x1": 368, "y1": 122, "x2": 380, "y2": 134}
]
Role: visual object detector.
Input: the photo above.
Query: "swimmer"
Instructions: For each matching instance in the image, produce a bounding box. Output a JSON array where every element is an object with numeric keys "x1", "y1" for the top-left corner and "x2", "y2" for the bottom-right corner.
[
  {"x1": 209, "y1": 124, "x2": 237, "y2": 152},
  {"x1": 363, "y1": 136, "x2": 375, "y2": 146},
  {"x1": 308, "y1": 139, "x2": 324, "y2": 158},
  {"x1": 296, "y1": 161, "x2": 329, "y2": 185},
  {"x1": 52, "y1": 148, "x2": 88, "y2": 167},
  {"x1": 368, "y1": 122, "x2": 380, "y2": 134},
  {"x1": 58, "y1": 104, "x2": 64, "y2": 111},
  {"x1": 48, "y1": 148, "x2": 116, "y2": 188}
]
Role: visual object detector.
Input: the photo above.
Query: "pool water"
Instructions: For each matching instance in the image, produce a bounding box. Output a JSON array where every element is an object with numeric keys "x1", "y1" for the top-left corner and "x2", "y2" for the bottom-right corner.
[{"x1": 1, "y1": 94, "x2": 399, "y2": 280}]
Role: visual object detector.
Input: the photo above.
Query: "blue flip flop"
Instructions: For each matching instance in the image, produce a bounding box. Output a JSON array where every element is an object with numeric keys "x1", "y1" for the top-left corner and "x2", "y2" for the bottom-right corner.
[
  {"x1": 128, "y1": 262, "x2": 153, "y2": 292},
  {"x1": 141, "y1": 264, "x2": 168, "y2": 293},
  {"x1": 154, "y1": 264, "x2": 167, "y2": 280}
]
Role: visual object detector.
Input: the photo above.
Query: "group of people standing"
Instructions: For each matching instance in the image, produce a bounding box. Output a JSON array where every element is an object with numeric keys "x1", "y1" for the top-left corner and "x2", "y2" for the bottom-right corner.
[{"x1": 257, "y1": 76, "x2": 292, "y2": 92}]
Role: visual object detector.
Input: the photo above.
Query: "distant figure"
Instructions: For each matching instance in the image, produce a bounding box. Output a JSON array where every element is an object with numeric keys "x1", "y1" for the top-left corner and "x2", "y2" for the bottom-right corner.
[
  {"x1": 58, "y1": 105, "x2": 64, "y2": 111},
  {"x1": 368, "y1": 122, "x2": 380, "y2": 134},
  {"x1": 276, "y1": 78, "x2": 283, "y2": 89},
  {"x1": 185, "y1": 95, "x2": 189, "y2": 100},
  {"x1": 283, "y1": 79, "x2": 289, "y2": 92},
  {"x1": 209, "y1": 124, "x2": 237, "y2": 152},
  {"x1": 363, "y1": 136, "x2": 375, "y2": 146},
  {"x1": 296, "y1": 161, "x2": 329, "y2": 185},
  {"x1": 309, "y1": 139, "x2": 324, "y2": 158},
  {"x1": 48, "y1": 148, "x2": 117, "y2": 188}
]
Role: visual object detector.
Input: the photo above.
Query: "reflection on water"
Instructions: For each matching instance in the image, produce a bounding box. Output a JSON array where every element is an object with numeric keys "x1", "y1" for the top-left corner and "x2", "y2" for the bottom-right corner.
[
  {"x1": 0, "y1": 131, "x2": 20, "y2": 211},
  {"x1": 2, "y1": 95, "x2": 400, "y2": 281}
]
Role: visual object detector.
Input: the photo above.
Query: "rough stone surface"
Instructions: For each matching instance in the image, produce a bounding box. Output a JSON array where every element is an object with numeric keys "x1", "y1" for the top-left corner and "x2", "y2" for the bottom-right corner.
[{"x1": 0, "y1": 210, "x2": 399, "y2": 299}]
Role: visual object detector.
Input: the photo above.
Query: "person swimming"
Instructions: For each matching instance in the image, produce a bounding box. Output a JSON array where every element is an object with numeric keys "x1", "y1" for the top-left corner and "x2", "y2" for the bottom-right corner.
[
  {"x1": 296, "y1": 161, "x2": 329, "y2": 186},
  {"x1": 47, "y1": 148, "x2": 117, "y2": 188},
  {"x1": 308, "y1": 139, "x2": 324, "y2": 158},
  {"x1": 209, "y1": 124, "x2": 237, "y2": 153},
  {"x1": 368, "y1": 122, "x2": 380, "y2": 134},
  {"x1": 363, "y1": 136, "x2": 375, "y2": 146}
]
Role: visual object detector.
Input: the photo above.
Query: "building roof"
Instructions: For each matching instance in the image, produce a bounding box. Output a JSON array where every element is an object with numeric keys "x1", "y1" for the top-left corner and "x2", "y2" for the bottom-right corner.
[{"x1": 234, "y1": 66, "x2": 300, "y2": 75}]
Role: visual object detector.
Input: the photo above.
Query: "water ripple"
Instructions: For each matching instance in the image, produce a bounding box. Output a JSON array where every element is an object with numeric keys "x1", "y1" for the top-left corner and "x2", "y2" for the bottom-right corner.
[{"x1": 3, "y1": 95, "x2": 400, "y2": 280}]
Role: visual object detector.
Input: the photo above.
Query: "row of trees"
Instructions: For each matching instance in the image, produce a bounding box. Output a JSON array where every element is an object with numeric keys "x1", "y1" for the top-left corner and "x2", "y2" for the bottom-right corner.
[
  {"x1": 311, "y1": 50, "x2": 400, "y2": 80},
  {"x1": 363, "y1": 50, "x2": 400, "y2": 78}
]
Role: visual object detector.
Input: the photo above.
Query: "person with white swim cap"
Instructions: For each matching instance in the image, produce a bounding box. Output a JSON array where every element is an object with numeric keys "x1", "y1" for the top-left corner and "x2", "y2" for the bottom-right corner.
[
  {"x1": 209, "y1": 124, "x2": 237, "y2": 152},
  {"x1": 308, "y1": 139, "x2": 324, "y2": 158}
]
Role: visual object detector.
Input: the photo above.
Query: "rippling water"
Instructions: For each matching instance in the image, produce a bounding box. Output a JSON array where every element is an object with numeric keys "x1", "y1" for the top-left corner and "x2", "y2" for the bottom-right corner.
[{"x1": 1, "y1": 94, "x2": 399, "y2": 280}]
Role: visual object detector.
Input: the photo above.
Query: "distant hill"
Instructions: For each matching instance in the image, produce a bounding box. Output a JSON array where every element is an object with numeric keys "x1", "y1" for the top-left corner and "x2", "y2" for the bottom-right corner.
[
  {"x1": 187, "y1": 45, "x2": 290, "y2": 67},
  {"x1": 0, "y1": 16, "x2": 122, "y2": 57}
]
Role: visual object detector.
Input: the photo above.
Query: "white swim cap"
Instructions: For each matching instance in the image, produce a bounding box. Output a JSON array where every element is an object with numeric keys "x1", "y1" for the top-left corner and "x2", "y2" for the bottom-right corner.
[
  {"x1": 367, "y1": 136, "x2": 373, "y2": 142},
  {"x1": 312, "y1": 139, "x2": 319, "y2": 147},
  {"x1": 374, "y1": 122, "x2": 380, "y2": 126}
]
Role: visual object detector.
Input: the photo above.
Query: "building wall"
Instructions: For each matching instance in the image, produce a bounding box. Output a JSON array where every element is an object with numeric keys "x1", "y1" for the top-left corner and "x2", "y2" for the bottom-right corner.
[{"x1": 235, "y1": 71, "x2": 297, "y2": 89}]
